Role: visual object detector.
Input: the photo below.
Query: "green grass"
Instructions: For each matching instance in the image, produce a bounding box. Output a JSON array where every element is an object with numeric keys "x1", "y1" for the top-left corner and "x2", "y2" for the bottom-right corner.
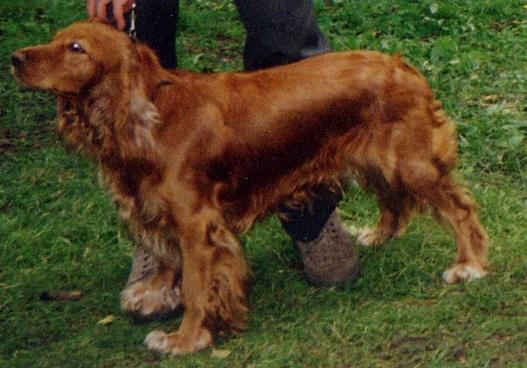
[{"x1": 1, "y1": 1, "x2": 527, "y2": 367}]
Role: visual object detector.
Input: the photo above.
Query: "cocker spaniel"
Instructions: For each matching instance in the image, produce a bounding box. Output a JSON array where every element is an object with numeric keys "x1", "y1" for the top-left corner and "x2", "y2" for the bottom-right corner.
[{"x1": 12, "y1": 21, "x2": 488, "y2": 354}]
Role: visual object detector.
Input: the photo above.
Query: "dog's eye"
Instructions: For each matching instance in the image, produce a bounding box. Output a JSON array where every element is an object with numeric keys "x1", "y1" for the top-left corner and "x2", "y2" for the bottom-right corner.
[{"x1": 68, "y1": 42, "x2": 85, "y2": 53}]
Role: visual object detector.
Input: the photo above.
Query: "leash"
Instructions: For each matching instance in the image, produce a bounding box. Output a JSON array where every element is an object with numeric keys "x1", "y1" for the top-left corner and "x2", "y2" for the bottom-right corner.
[
  {"x1": 128, "y1": 2, "x2": 137, "y2": 41},
  {"x1": 125, "y1": 1, "x2": 173, "y2": 96}
]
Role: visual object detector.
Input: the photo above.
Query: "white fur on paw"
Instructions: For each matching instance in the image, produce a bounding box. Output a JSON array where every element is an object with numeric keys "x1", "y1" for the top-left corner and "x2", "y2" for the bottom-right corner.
[
  {"x1": 356, "y1": 227, "x2": 381, "y2": 247},
  {"x1": 121, "y1": 282, "x2": 181, "y2": 316},
  {"x1": 145, "y1": 330, "x2": 170, "y2": 353},
  {"x1": 443, "y1": 264, "x2": 487, "y2": 284}
]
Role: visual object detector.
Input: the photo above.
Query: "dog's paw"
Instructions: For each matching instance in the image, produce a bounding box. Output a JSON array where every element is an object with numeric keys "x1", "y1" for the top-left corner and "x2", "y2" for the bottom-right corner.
[
  {"x1": 121, "y1": 281, "x2": 181, "y2": 317},
  {"x1": 145, "y1": 330, "x2": 170, "y2": 353},
  {"x1": 443, "y1": 263, "x2": 487, "y2": 284},
  {"x1": 355, "y1": 227, "x2": 385, "y2": 247},
  {"x1": 145, "y1": 329, "x2": 212, "y2": 355}
]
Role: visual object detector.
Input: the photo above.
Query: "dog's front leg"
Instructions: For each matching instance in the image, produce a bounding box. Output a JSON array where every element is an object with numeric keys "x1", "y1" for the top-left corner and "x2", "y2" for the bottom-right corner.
[{"x1": 145, "y1": 211, "x2": 250, "y2": 355}]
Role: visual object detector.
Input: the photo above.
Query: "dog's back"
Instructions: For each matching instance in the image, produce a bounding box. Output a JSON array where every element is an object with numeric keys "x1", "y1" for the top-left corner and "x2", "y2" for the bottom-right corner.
[{"x1": 161, "y1": 51, "x2": 456, "y2": 229}]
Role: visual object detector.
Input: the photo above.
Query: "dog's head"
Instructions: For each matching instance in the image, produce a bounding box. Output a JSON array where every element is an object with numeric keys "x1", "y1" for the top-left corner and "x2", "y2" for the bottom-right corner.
[
  {"x1": 11, "y1": 21, "x2": 136, "y2": 94},
  {"x1": 12, "y1": 21, "x2": 164, "y2": 160}
]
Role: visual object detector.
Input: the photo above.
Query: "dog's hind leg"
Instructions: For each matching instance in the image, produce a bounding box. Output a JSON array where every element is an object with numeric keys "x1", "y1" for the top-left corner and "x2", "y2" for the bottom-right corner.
[
  {"x1": 356, "y1": 172, "x2": 416, "y2": 246},
  {"x1": 145, "y1": 209, "x2": 250, "y2": 354},
  {"x1": 400, "y1": 162, "x2": 489, "y2": 283}
]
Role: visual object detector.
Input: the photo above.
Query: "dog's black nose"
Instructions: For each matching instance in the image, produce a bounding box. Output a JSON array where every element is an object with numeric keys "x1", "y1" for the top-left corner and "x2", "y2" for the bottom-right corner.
[{"x1": 11, "y1": 52, "x2": 26, "y2": 68}]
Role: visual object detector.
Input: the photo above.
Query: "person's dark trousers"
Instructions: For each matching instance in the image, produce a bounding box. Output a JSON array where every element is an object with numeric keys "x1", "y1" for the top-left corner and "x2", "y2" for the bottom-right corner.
[
  {"x1": 234, "y1": 0, "x2": 331, "y2": 71},
  {"x1": 134, "y1": 0, "x2": 340, "y2": 242},
  {"x1": 135, "y1": 0, "x2": 179, "y2": 69}
]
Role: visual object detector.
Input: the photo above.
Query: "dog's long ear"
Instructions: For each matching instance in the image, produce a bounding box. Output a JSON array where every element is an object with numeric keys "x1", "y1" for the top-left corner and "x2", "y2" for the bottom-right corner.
[{"x1": 113, "y1": 44, "x2": 164, "y2": 161}]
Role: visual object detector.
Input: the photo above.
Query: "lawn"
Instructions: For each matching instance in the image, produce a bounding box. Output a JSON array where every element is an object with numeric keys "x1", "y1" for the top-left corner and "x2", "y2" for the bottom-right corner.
[{"x1": 1, "y1": 1, "x2": 527, "y2": 367}]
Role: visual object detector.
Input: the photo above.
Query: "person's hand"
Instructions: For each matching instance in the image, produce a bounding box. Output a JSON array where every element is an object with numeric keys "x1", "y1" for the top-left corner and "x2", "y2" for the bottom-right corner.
[{"x1": 87, "y1": 0, "x2": 135, "y2": 30}]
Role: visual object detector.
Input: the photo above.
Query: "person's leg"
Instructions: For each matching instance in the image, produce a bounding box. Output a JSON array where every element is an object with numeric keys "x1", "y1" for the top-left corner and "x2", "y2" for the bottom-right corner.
[
  {"x1": 121, "y1": 0, "x2": 181, "y2": 318},
  {"x1": 235, "y1": 0, "x2": 359, "y2": 286},
  {"x1": 234, "y1": 0, "x2": 331, "y2": 71},
  {"x1": 278, "y1": 185, "x2": 342, "y2": 242},
  {"x1": 135, "y1": 0, "x2": 179, "y2": 69}
]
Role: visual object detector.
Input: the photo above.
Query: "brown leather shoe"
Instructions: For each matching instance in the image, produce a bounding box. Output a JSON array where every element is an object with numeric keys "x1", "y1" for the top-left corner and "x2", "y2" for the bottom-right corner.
[
  {"x1": 297, "y1": 211, "x2": 360, "y2": 287},
  {"x1": 121, "y1": 246, "x2": 182, "y2": 318},
  {"x1": 125, "y1": 245, "x2": 159, "y2": 286}
]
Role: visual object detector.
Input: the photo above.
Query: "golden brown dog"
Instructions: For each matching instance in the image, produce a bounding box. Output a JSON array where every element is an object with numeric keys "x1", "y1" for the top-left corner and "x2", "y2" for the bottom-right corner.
[{"x1": 12, "y1": 21, "x2": 489, "y2": 354}]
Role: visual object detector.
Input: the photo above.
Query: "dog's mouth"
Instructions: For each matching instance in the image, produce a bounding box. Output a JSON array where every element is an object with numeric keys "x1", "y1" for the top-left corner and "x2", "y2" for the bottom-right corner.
[
  {"x1": 11, "y1": 77, "x2": 39, "y2": 92},
  {"x1": 11, "y1": 67, "x2": 41, "y2": 91},
  {"x1": 12, "y1": 69, "x2": 63, "y2": 95}
]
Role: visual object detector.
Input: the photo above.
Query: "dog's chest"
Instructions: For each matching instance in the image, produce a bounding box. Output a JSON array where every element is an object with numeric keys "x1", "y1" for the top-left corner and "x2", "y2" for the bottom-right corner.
[{"x1": 100, "y1": 163, "x2": 170, "y2": 227}]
